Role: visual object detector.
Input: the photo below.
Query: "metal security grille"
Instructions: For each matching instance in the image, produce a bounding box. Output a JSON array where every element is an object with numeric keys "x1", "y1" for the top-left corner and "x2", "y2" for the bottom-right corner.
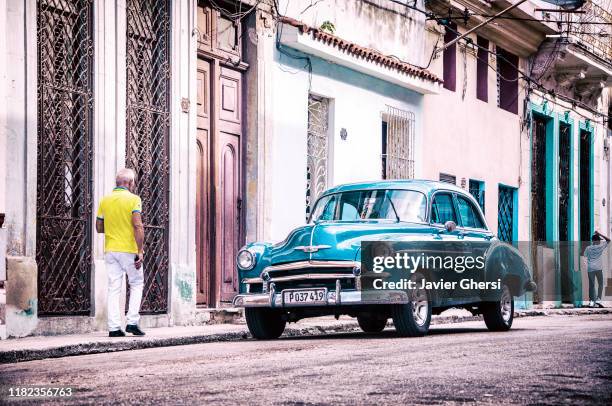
[
  {"x1": 531, "y1": 116, "x2": 547, "y2": 242},
  {"x1": 36, "y1": 0, "x2": 94, "y2": 316},
  {"x1": 306, "y1": 95, "x2": 329, "y2": 221},
  {"x1": 383, "y1": 106, "x2": 415, "y2": 179},
  {"x1": 579, "y1": 130, "x2": 592, "y2": 242},
  {"x1": 498, "y1": 186, "x2": 514, "y2": 242},
  {"x1": 469, "y1": 179, "x2": 485, "y2": 213},
  {"x1": 558, "y1": 124, "x2": 571, "y2": 242},
  {"x1": 126, "y1": 0, "x2": 171, "y2": 314}
]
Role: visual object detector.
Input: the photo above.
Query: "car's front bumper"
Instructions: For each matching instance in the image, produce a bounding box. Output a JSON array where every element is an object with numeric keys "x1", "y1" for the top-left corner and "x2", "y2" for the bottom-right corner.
[{"x1": 232, "y1": 285, "x2": 410, "y2": 308}]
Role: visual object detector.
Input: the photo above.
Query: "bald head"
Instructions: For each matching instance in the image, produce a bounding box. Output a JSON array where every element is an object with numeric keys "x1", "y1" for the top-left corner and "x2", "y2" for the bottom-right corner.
[{"x1": 116, "y1": 168, "x2": 136, "y2": 190}]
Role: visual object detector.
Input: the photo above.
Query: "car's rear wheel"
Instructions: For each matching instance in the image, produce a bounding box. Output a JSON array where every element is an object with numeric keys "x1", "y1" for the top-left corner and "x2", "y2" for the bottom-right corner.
[
  {"x1": 357, "y1": 316, "x2": 387, "y2": 333},
  {"x1": 391, "y1": 273, "x2": 431, "y2": 337},
  {"x1": 481, "y1": 283, "x2": 514, "y2": 331},
  {"x1": 245, "y1": 308, "x2": 286, "y2": 339}
]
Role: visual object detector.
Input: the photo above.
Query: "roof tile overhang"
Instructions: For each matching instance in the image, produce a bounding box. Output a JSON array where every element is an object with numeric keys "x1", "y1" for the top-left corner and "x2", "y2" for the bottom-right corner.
[{"x1": 278, "y1": 16, "x2": 442, "y2": 95}]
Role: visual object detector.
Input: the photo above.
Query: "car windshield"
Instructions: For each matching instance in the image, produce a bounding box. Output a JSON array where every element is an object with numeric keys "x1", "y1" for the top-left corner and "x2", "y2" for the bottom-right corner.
[{"x1": 309, "y1": 189, "x2": 427, "y2": 223}]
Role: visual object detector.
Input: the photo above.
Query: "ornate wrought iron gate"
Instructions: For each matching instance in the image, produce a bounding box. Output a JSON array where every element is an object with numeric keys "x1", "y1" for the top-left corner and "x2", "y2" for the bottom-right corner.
[
  {"x1": 126, "y1": 0, "x2": 171, "y2": 313},
  {"x1": 306, "y1": 95, "x2": 329, "y2": 221},
  {"x1": 36, "y1": 0, "x2": 94, "y2": 316}
]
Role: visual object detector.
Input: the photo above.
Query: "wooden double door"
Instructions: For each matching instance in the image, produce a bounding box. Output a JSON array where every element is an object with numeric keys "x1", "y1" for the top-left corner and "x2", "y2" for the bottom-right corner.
[{"x1": 196, "y1": 57, "x2": 243, "y2": 306}]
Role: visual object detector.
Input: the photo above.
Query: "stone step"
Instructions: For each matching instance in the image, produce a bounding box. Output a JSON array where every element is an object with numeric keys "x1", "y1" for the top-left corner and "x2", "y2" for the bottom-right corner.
[{"x1": 606, "y1": 278, "x2": 612, "y2": 297}]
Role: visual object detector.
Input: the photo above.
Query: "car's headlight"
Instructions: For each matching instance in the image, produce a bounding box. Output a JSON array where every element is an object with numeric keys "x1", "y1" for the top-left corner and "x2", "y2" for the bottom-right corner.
[{"x1": 236, "y1": 249, "x2": 256, "y2": 270}]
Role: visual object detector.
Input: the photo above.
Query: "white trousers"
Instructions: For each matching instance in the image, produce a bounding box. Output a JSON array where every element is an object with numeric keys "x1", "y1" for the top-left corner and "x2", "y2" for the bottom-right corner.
[{"x1": 105, "y1": 251, "x2": 144, "y2": 331}]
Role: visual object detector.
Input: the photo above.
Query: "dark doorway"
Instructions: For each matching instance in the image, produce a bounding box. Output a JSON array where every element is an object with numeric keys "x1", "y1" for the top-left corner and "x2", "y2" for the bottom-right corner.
[
  {"x1": 580, "y1": 130, "x2": 593, "y2": 243},
  {"x1": 531, "y1": 114, "x2": 549, "y2": 303},
  {"x1": 558, "y1": 123, "x2": 571, "y2": 302},
  {"x1": 531, "y1": 115, "x2": 548, "y2": 243}
]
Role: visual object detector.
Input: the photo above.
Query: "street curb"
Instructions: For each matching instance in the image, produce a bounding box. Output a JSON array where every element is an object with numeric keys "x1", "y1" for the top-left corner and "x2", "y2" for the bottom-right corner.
[{"x1": 1, "y1": 308, "x2": 610, "y2": 364}]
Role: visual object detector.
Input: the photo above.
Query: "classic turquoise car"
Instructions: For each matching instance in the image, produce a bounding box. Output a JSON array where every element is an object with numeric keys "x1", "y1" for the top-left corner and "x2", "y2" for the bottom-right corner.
[{"x1": 233, "y1": 180, "x2": 536, "y2": 339}]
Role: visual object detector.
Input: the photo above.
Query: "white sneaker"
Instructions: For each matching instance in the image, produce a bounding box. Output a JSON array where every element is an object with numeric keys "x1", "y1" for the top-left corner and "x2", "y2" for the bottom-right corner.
[
  {"x1": 595, "y1": 299, "x2": 604, "y2": 308},
  {"x1": 588, "y1": 301, "x2": 595, "y2": 307}
]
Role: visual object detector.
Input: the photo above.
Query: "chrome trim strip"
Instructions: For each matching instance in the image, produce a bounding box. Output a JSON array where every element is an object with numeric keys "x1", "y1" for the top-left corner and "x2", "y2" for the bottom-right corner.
[
  {"x1": 244, "y1": 273, "x2": 355, "y2": 285},
  {"x1": 294, "y1": 245, "x2": 332, "y2": 253},
  {"x1": 242, "y1": 277, "x2": 264, "y2": 284},
  {"x1": 232, "y1": 289, "x2": 410, "y2": 308},
  {"x1": 264, "y1": 260, "x2": 360, "y2": 272}
]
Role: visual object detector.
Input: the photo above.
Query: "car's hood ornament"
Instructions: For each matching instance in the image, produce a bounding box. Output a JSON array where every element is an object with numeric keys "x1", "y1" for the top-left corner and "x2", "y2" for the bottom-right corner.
[{"x1": 294, "y1": 245, "x2": 331, "y2": 253}]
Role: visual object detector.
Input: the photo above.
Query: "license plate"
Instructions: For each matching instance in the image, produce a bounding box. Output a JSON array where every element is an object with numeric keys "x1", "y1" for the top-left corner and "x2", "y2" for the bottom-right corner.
[{"x1": 283, "y1": 289, "x2": 327, "y2": 305}]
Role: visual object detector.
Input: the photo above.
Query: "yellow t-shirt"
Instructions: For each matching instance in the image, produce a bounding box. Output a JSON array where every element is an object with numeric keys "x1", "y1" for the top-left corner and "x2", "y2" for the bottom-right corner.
[{"x1": 96, "y1": 187, "x2": 142, "y2": 254}]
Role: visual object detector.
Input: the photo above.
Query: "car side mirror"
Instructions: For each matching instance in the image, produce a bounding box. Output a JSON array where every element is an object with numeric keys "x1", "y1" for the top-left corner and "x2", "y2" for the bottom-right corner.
[{"x1": 444, "y1": 221, "x2": 457, "y2": 233}]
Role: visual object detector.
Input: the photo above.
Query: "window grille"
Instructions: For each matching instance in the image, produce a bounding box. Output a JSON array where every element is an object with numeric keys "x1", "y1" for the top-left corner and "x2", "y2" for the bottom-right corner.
[
  {"x1": 126, "y1": 0, "x2": 171, "y2": 314},
  {"x1": 469, "y1": 179, "x2": 485, "y2": 213},
  {"x1": 306, "y1": 95, "x2": 330, "y2": 221},
  {"x1": 36, "y1": 0, "x2": 94, "y2": 315},
  {"x1": 498, "y1": 185, "x2": 515, "y2": 242},
  {"x1": 383, "y1": 106, "x2": 415, "y2": 180}
]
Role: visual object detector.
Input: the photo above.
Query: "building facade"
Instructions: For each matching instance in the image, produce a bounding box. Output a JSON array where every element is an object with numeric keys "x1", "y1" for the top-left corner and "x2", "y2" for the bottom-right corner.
[{"x1": 1, "y1": 0, "x2": 611, "y2": 338}]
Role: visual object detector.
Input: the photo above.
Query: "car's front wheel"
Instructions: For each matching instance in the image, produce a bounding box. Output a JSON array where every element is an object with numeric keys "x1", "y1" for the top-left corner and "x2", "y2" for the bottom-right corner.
[
  {"x1": 481, "y1": 283, "x2": 514, "y2": 331},
  {"x1": 245, "y1": 308, "x2": 286, "y2": 339},
  {"x1": 357, "y1": 316, "x2": 387, "y2": 333},
  {"x1": 391, "y1": 273, "x2": 431, "y2": 337}
]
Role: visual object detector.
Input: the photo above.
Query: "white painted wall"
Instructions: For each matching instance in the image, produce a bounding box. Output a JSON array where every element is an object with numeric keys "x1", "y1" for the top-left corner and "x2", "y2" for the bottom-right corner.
[
  {"x1": 269, "y1": 49, "x2": 423, "y2": 242},
  {"x1": 0, "y1": 0, "x2": 7, "y2": 281}
]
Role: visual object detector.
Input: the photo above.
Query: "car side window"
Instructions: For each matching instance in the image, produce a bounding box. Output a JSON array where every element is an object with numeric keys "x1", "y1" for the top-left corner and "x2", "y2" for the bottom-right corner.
[
  {"x1": 430, "y1": 193, "x2": 457, "y2": 225},
  {"x1": 456, "y1": 196, "x2": 485, "y2": 229}
]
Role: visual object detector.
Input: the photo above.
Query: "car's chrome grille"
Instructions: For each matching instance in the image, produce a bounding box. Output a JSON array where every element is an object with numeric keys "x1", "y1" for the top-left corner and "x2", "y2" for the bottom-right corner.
[{"x1": 242, "y1": 261, "x2": 359, "y2": 293}]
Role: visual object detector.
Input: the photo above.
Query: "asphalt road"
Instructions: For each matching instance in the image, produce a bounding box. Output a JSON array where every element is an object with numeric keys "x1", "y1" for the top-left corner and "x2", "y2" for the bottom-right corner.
[{"x1": 1, "y1": 314, "x2": 611, "y2": 405}]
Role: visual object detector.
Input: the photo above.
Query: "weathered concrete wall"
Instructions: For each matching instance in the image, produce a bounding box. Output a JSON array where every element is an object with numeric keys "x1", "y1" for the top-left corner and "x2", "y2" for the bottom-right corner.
[
  {"x1": 422, "y1": 25, "x2": 527, "y2": 238},
  {"x1": 4, "y1": 0, "x2": 37, "y2": 259},
  {"x1": 5, "y1": 256, "x2": 37, "y2": 337},
  {"x1": 0, "y1": 0, "x2": 7, "y2": 282},
  {"x1": 278, "y1": 0, "x2": 427, "y2": 67},
  {"x1": 167, "y1": 0, "x2": 197, "y2": 326}
]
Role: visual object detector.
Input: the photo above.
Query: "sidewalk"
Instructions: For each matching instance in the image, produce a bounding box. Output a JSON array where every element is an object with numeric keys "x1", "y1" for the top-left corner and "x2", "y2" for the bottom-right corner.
[{"x1": 1, "y1": 307, "x2": 610, "y2": 364}]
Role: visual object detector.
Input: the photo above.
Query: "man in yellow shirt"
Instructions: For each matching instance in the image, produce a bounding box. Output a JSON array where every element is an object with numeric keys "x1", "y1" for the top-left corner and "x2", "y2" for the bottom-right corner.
[{"x1": 96, "y1": 168, "x2": 146, "y2": 337}]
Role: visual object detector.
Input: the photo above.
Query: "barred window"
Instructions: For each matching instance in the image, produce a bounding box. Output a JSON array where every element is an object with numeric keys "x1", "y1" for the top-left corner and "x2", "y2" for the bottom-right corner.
[
  {"x1": 306, "y1": 94, "x2": 330, "y2": 221},
  {"x1": 382, "y1": 106, "x2": 415, "y2": 180}
]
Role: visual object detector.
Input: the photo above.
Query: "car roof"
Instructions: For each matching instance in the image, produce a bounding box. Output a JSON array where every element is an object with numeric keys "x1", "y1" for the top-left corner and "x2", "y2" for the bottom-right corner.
[{"x1": 322, "y1": 179, "x2": 468, "y2": 196}]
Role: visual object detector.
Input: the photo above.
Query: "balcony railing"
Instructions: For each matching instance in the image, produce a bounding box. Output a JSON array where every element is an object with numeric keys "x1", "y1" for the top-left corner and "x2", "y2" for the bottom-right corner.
[{"x1": 565, "y1": 0, "x2": 612, "y2": 62}]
